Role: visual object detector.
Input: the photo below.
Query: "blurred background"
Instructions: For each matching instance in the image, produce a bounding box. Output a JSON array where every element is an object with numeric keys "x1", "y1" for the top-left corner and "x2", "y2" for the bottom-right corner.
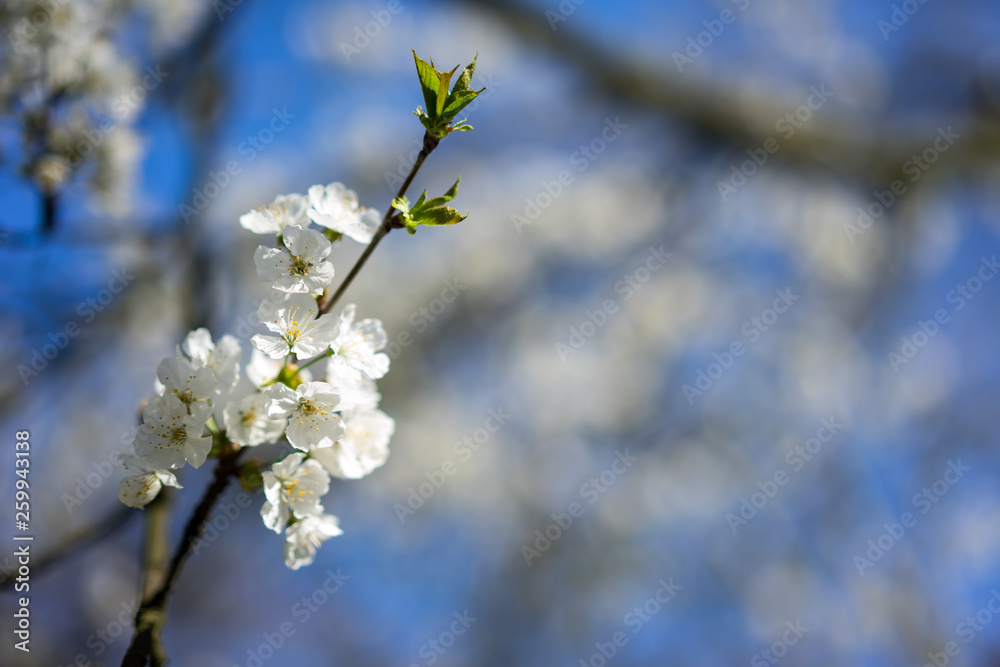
[{"x1": 2, "y1": 0, "x2": 1000, "y2": 664}]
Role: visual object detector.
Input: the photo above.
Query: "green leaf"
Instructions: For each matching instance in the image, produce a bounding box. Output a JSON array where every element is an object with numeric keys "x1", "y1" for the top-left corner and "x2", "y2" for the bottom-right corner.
[
  {"x1": 414, "y1": 109, "x2": 438, "y2": 134},
  {"x1": 413, "y1": 51, "x2": 486, "y2": 135},
  {"x1": 415, "y1": 206, "x2": 468, "y2": 227},
  {"x1": 452, "y1": 53, "x2": 477, "y2": 94},
  {"x1": 412, "y1": 189, "x2": 428, "y2": 210},
  {"x1": 443, "y1": 177, "x2": 460, "y2": 200},
  {"x1": 412, "y1": 50, "x2": 441, "y2": 118},
  {"x1": 392, "y1": 196, "x2": 414, "y2": 228},
  {"x1": 435, "y1": 65, "x2": 458, "y2": 117},
  {"x1": 442, "y1": 89, "x2": 481, "y2": 119},
  {"x1": 413, "y1": 178, "x2": 460, "y2": 212}
]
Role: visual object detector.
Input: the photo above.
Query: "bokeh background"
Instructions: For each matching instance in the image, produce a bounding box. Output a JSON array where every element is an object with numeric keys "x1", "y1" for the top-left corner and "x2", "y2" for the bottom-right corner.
[{"x1": 3, "y1": 0, "x2": 1000, "y2": 665}]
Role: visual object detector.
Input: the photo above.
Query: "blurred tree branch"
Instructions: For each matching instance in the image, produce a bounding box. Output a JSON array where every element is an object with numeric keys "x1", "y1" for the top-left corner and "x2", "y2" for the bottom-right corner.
[
  {"x1": 462, "y1": 0, "x2": 1000, "y2": 186},
  {"x1": 0, "y1": 505, "x2": 134, "y2": 590},
  {"x1": 122, "y1": 446, "x2": 245, "y2": 667}
]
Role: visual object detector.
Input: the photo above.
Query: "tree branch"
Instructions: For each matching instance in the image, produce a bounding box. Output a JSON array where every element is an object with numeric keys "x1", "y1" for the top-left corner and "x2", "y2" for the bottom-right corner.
[
  {"x1": 319, "y1": 132, "x2": 438, "y2": 314},
  {"x1": 461, "y1": 0, "x2": 1000, "y2": 186},
  {"x1": 0, "y1": 505, "x2": 135, "y2": 590},
  {"x1": 121, "y1": 446, "x2": 245, "y2": 667}
]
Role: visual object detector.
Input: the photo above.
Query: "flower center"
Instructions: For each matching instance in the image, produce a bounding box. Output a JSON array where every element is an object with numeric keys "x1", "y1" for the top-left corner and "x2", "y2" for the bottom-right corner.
[
  {"x1": 284, "y1": 324, "x2": 303, "y2": 343},
  {"x1": 299, "y1": 400, "x2": 327, "y2": 417},
  {"x1": 172, "y1": 389, "x2": 193, "y2": 405},
  {"x1": 289, "y1": 256, "x2": 310, "y2": 276}
]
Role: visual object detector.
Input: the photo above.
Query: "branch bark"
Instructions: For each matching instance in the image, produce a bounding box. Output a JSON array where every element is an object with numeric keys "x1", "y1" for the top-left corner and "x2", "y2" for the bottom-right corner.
[
  {"x1": 319, "y1": 132, "x2": 438, "y2": 314},
  {"x1": 461, "y1": 0, "x2": 1000, "y2": 186},
  {"x1": 121, "y1": 447, "x2": 245, "y2": 667},
  {"x1": 0, "y1": 505, "x2": 134, "y2": 589}
]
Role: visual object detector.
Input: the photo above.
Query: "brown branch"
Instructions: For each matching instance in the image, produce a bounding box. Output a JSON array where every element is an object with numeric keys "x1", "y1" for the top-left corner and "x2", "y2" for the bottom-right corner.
[
  {"x1": 121, "y1": 446, "x2": 245, "y2": 667},
  {"x1": 319, "y1": 132, "x2": 438, "y2": 314},
  {"x1": 0, "y1": 505, "x2": 135, "y2": 590},
  {"x1": 136, "y1": 488, "x2": 174, "y2": 665},
  {"x1": 121, "y1": 123, "x2": 445, "y2": 664},
  {"x1": 460, "y1": 0, "x2": 1000, "y2": 186}
]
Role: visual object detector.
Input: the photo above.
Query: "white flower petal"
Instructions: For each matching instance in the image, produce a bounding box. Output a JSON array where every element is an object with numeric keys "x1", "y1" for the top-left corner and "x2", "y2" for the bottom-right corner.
[
  {"x1": 311, "y1": 409, "x2": 394, "y2": 479},
  {"x1": 307, "y1": 182, "x2": 378, "y2": 243},
  {"x1": 283, "y1": 514, "x2": 342, "y2": 569},
  {"x1": 119, "y1": 473, "x2": 163, "y2": 508},
  {"x1": 240, "y1": 193, "x2": 308, "y2": 234},
  {"x1": 247, "y1": 348, "x2": 283, "y2": 387},
  {"x1": 251, "y1": 334, "x2": 290, "y2": 360},
  {"x1": 261, "y1": 498, "x2": 288, "y2": 533},
  {"x1": 254, "y1": 246, "x2": 289, "y2": 283},
  {"x1": 180, "y1": 328, "x2": 214, "y2": 364},
  {"x1": 184, "y1": 436, "x2": 212, "y2": 469},
  {"x1": 261, "y1": 453, "x2": 330, "y2": 534},
  {"x1": 224, "y1": 394, "x2": 287, "y2": 446},
  {"x1": 157, "y1": 356, "x2": 219, "y2": 404}
]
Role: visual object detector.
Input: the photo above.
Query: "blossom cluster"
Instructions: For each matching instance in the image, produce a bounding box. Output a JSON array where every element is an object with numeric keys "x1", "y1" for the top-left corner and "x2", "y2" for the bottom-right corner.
[
  {"x1": 120, "y1": 183, "x2": 395, "y2": 569},
  {"x1": 2, "y1": 0, "x2": 153, "y2": 215}
]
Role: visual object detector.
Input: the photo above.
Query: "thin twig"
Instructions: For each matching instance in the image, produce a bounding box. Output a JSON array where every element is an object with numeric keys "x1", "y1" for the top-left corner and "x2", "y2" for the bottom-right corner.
[
  {"x1": 319, "y1": 132, "x2": 438, "y2": 314},
  {"x1": 139, "y1": 490, "x2": 173, "y2": 601},
  {"x1": 138, "y1": 489, "x2": 173, "y2": 665},
  {"x1": 122, "y1": 130, "x2": 441, "y2": 665},
  {"x1": 0, "y1": 505, "x2": 135, "y2": 590},
  {"x1": 121, "y1": 446, "x2": 245, "y2": 667}
]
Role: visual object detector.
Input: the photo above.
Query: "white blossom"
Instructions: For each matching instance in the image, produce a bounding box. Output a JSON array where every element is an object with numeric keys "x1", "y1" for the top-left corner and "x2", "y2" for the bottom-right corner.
[
  {"x1": 310, "y1": 409, "x2": 394, "y2": 480},
  {"x1": 307, "y1": 182, "x2": 380, "y2": 243},
  {"x1": 260, "y1": 452, "x2": 330, "y2": 533},
  {"x1": 157, "y1": 356, "x2": 219, "y2": 408},
  {"x1": 251, "y1": 293, "x2": 339, "y2": 360},
  {"x1": 118, "y1": 170, "x2": 404, "y2": 573},
  {"x1": 240, "y1": 193, "x2": 309, "y2": 235},
  {"x1": 283, "y1": 514, "x2": 342, "y2": 570},
  {"x1": 246, "y1": 348, "x2": 283, "y2": 387},
  {"x1": 254, "y1": 225, "x2": 336, "y2": 295},
  {"x1": 325, "y1": 363, "x2": 381, "y2": 411},
  {"x1": 133, "y1": 395, "x2": 213, "y2": 469},
  {"x1": 328, "y1": 303, "x2": 390, "y2": 380},
  {"x1": 179, "y1": 328, "x2": 241, "y2": 391},
  {"x1": 118, "y1": 455, "x2": 181, "y2": 508},
  {"x1": 263, "y1": 382, "x2": 345, "y2": 451},
  {"x1": 223, "y1": 393, "x2": 287, "y2": 447}
]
